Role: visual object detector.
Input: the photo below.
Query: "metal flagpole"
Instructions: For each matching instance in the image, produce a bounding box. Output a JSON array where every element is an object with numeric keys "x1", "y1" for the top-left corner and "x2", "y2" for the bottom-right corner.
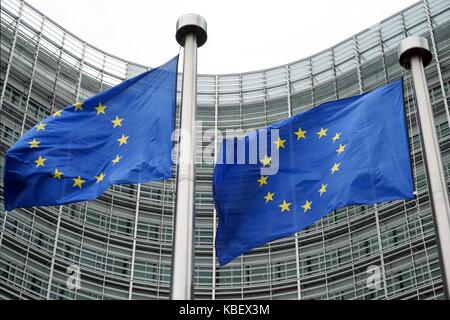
[
  {"x1": 171, "y1": 14, "x2": 207, "y2": 300},
  {"x1": 399, "y1": 36, "x2": 450, "y2": 299}
]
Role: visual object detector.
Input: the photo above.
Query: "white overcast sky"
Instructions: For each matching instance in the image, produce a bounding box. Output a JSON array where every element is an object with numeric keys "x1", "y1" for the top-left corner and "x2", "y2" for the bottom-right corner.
[{"x1": 26, "y1": 0, "x2": 418, "y2": 74}]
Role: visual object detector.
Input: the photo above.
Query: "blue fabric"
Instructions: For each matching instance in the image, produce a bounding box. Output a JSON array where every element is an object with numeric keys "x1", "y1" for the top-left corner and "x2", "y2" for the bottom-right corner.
[
  {"x1": 213, "y1": 79, "x2": 414, "y2": 266},
  {"x1": 4, "y1": 55, "x2": 178, "y2": 211}
]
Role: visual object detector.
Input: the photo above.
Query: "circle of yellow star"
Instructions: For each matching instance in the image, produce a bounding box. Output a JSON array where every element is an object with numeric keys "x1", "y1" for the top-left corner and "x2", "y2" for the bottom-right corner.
[
  {"x1": 294, "y1": 128, "x2": 307, "y2": 140},
  {"x1": 279, "y1": 200, "x2": 291, "y2": 213},
  {"x1": 317, "y1": 128, "x2": 328, "y2": 138},
  {"x1": 28, "y1": 138, "x2": 41, "y2": 148},
  {"x1": 332, "y1": 132, "x2": 341, "y2": 142},
  {"x1": 53, "y1": 168, "x2": 63, "y2": 179},
  {"x1": 34, "y1": 155, "x2": 46, "y2": 168},
  {"x1": 111, "y1": 116, "x2": 124, "y2": 128},
  {"x1": 95, "y1": 103, "x2": 107, "y2": 115},
  {"x1": 336, "y1": 144, "x2": 346, "y2": 155},
  {"x1": 53, "y1": 110, "x2": 63, "y2": 117},
  {"x1": 274, "y1": 136, "x2": 286, "y2": 149},
  {"x1": 331, "y1": 163, "x2": 341, "y2": 174},
  {"x1": 117, "y1": 134, "x2": 129, "y2": 146},
  {"x1": 257, "y1": 176, "x2": 268, "y2": 187},
  {"x1": 112, "y1": 155, "x2": 122, "y2": 164},
  {"x1": 264, "y1": 191, "x2": 275, "y2": 203},
  {"x1": 260, "y1": 155, "x2": 272, "y2": 167},
  {"x1": 319, "y1": 184, "x2": 327, "y2": 196},
  {"x1": 73, "y1": 101, "x2": 83, "y2": 111},
  {"x1": 36, "y1": 123, "x2": 46, "y2": 131},
  {"x1": 302, "y1": 200, "x2": 312, "y2": 213},
  {"x1": 73, "y1": 176, "x2": 85, "y2": 188},
  {"x1": 95, "y1": 172, "x2": 106, "y2": 183}
]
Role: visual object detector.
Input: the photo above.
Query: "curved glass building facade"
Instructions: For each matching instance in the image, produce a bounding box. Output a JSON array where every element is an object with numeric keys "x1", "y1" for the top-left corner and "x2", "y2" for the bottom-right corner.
[{"x1": 1, "y1": 0, "x2": 449, "y2": 300}]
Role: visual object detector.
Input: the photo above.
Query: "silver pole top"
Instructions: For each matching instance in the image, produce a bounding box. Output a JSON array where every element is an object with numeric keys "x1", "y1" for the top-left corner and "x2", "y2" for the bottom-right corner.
[
  {"x1": 398, "y1": 36, "x2": 432, "y2": 69},
  {"x1": 176, "y1": 14, "x2": 207, "y2": 48}
]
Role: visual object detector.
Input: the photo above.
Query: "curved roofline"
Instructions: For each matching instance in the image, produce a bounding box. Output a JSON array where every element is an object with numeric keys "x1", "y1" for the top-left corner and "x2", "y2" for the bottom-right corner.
[
  {"x1": 206, "y1": 0, "x2": 422, "y2": 77},
  {"x1": 24, "y1": 0, "x2": 422, "y2": 77},
  {"x1": 23, "y1": 0, "x2": 150, "y2": 70}
]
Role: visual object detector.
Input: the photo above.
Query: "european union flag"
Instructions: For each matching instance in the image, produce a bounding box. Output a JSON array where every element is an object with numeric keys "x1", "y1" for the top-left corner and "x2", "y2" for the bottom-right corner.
[
  {"x1": 213, "y1": 79, "x2": 414, "y2": 266},
  {"x1": 4, "y1": 56, "x2": 178, "y2": 211}
]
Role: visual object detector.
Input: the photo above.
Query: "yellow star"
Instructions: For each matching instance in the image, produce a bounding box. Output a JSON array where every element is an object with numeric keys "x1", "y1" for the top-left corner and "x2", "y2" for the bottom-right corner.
[
  {"x1": 319, "y1": 184, "x2": 327, "y2": 196},
  {"x1": 53, "y1": 168, "x2": 63, "y2": 179},
  {"x1": 273, "y1": 136, "x2": 286, "y2": 149},
  {"x1": 34, "y1": 155, "x2": 46, "y2": 168},
  {"x1": 117, "y1": 134, "x2": 129, "y2": 146},
  {"x1": 264, "y1": 191, "x2": 275, "y2": 203},
  {"x1": 279, "y1": 200, "x2": 291, "y2": 213},
  {"x1": 302, "y1": 200, "x2": 312, "y2": 213},
  {"x1": 260, "y1": 155, "x2": 272, "y2": 167},
  {"x1": 111, "y1": 116, "x2": 123, "y2": 128},
  {"x1": 36, "y1": 123, "x2": 46, "y2": 131},
  {"x1": 336, "y1": 144, "x2": 346, "y2": 155},
  {"x1": 317, "y1": 128, "x2": 328, "y2": 138},
  {"x1": 332, "y1": 132, "x2": 341, "y2": 142},
  {"x1": 95, "y1": 103, "x2": 107, "y2": 115},
  {"x1": 331, "y1": 163, "x2": 341, "y2": 174},
  {"x1": 112, "y1": 155, "x2": 122, "y2": 164},
  {"x1": 28, "y1": 138, "x2": 41, "y2": 148},
  {"x1": 53, "y1": 110, "x2": 63, "y2": 117},
  {"x1": 73, "y1": 176, "x2": 85, "y2": 188},
  {"x1": 73, "y1": 101, "x2": 83, "y2": 111},
  {"x1": 95, "y1": 172, "x2": 106, "y2": 183},
  {"x1": 257, "y1": 176, "x2": 268, "y2": 187},
  {"x1": 294, "y1": 128, "x2": 307, "y2": 140}
]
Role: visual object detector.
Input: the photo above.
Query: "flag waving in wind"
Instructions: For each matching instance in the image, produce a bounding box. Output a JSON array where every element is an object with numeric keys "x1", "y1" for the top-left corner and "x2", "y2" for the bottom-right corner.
[
  {"x1": 4, "y1": 55, "x2": 179, "y2": 211},
  {"x1": 213, "y1": 79, "x2": 414, "y2": 266}
]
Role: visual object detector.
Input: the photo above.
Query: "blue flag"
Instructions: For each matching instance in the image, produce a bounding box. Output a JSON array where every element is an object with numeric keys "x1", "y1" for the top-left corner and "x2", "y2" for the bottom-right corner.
[
  {"x1": 4, "y1": 55, "x2": 179, "y2": 211},
  {"x1": 213, "y1": 79, "x2": 414, "y2": 266}
]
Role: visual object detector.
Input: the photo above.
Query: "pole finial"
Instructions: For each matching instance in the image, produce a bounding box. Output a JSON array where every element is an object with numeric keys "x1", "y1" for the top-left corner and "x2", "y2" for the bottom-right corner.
[
  {"x1": 398, "y1": 36, "x2": 432, "y2": 69},
  {"x1": 176, "y1": 14, "x2": 207, "y2": 48}
]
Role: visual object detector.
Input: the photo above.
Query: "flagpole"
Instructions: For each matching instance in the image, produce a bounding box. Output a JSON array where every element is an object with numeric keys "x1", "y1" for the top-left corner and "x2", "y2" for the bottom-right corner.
[
  {"x1": 399, "y1": 36, "x2": 450, "y2": 299},
  {"x1": 171, "y1": 14, "x2": 207, "y2": 300}
]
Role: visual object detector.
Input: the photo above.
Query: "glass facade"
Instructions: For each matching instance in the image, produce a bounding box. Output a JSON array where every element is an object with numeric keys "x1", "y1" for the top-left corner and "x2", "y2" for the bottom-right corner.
[{"x1": 0, "y1": 0, "x2": 449, "y2": 300}]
